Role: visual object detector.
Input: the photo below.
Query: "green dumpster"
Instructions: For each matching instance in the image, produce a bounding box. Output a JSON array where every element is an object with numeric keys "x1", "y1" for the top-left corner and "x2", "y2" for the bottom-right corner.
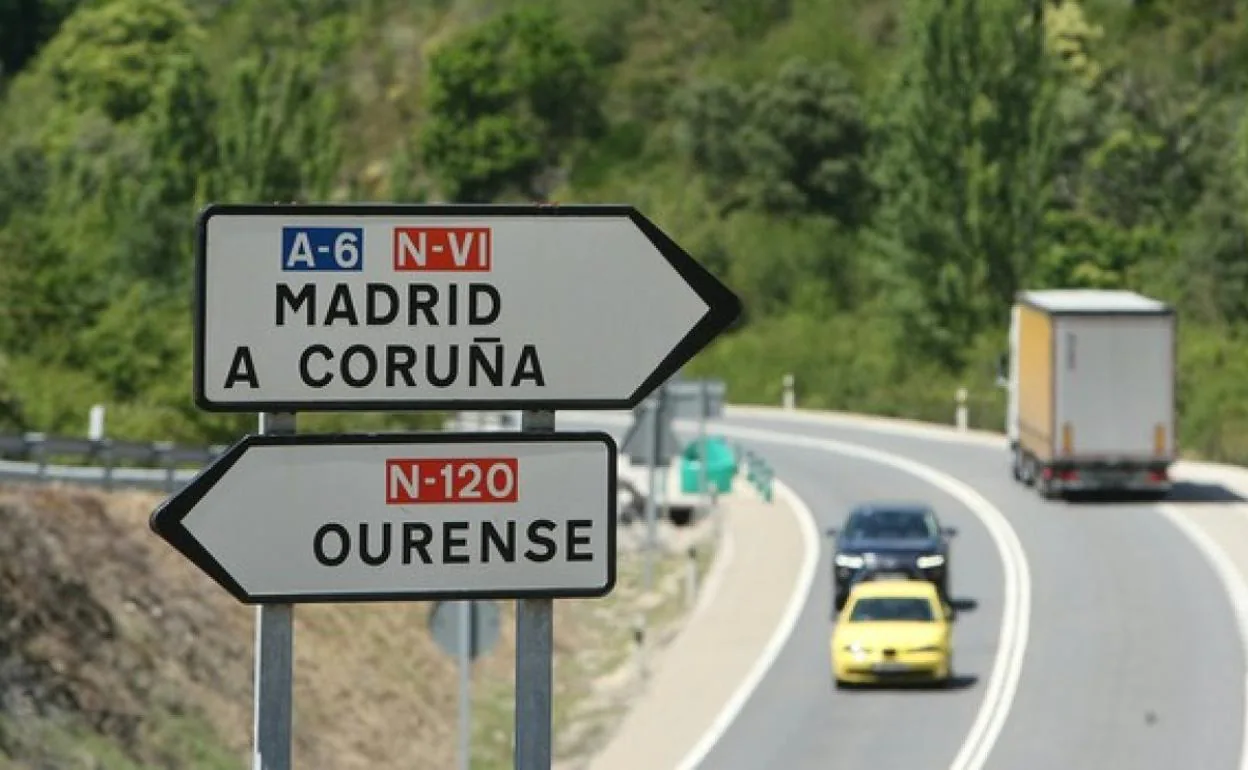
[{"x1": 680, "y1": 435, "x2": 737, "y2": 494}]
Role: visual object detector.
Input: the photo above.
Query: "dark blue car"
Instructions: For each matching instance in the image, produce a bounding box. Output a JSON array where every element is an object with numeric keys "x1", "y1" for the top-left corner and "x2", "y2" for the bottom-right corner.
[{"x1": 829, "y1": 502, "x2": 957, "y2": 611}]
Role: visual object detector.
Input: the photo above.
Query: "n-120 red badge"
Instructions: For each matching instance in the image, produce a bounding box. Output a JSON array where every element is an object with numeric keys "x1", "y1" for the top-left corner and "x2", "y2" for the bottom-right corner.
[{"x1": 385, "y1": 458, "x2": 518, "y2": 504}]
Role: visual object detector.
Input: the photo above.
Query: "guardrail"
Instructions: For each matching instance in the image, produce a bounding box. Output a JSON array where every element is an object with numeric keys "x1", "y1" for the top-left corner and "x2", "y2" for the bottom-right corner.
[
  {"x1": 0, "y1": 417, "x2": 779, "y2": 502},
  {"x1": 738, "y1": 446, "x2": 773, "y2": 502},
  {"x1": 0, "y1": 432, "x2": 227, "y2": 493}
]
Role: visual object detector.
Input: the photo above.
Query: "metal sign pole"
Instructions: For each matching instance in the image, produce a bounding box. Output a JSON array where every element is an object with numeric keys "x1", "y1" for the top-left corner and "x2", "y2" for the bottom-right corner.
[
  {"x1": 643, "y1": 392, "x2": 661, "y2": 593},
  {"x1": 515, "y1": 409, "x2": 555, "y2": 770},
  {"x1": 253, "y1": 411, "x2": 295, "y2": 770},
  {"x1": 698, "y1": 381, "x2": 710, "y2": 511},
  {"x1": 459, "y1": 600, "x2": 472, "y2": 770}
]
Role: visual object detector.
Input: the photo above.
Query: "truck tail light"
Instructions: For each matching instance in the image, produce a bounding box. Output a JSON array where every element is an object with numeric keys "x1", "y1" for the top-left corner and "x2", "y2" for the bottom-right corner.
[
  {"x1": 1154, "y1": 424, "x2": 1167, "y2": 456},
  {"x1": 1062, "y1": 422, "x2": 1073, "y2": 455},
  {"x1": 1149, "y1": 469, "x2": 1168, "y2": 482}
]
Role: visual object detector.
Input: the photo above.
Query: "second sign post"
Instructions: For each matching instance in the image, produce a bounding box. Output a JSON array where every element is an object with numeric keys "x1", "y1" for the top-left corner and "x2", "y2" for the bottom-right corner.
[{"x1": 152, "y1": 203, "x2": 742, "y2": 770}]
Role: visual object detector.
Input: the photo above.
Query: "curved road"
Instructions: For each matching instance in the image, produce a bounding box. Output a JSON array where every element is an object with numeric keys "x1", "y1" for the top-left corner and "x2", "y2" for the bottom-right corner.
[{"x1": 564, "y1": 407, "x2": 1243, "y2": 770}]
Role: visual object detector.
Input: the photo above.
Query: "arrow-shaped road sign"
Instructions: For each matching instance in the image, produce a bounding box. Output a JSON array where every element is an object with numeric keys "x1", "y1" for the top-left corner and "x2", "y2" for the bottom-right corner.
[
  {"x1": 150, "y1": 432, "x2": 617, "y2": 604},
  {"x1": 194, "y1": 203, "x2": 742, "y2": 412}
]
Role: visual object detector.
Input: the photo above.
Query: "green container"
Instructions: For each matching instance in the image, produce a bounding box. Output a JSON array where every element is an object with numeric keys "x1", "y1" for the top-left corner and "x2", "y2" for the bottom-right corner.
[{"x1": 680, "y1": 435, "x2": 738, "y2": 494}]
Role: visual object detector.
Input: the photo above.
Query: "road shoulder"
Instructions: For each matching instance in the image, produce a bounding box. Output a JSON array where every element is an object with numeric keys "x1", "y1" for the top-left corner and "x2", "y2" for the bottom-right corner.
[{"x1": 582, "y1": 482, "x2": 810, "y2": 770}]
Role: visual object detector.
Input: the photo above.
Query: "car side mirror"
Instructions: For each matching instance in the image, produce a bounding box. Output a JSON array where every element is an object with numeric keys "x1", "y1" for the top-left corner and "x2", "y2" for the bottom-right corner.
[
  {"x1": 942, "y1": 526, "x2": 958, "y2": 537},
  {"x1": 945, "y1": 603, "x2": 957, "y2": 621}
]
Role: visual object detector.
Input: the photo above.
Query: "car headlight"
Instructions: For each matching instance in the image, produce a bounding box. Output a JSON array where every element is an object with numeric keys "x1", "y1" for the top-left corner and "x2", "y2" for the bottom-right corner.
[
  {"x1": 909, "y1": 645, "x2": 942, "y2": 653},
  {"x1": 916, "y1": 554, "x2": 945, "y2": 569},
  {"x1": 835, "y1": 553, "x2": 864, "y2": 568}
]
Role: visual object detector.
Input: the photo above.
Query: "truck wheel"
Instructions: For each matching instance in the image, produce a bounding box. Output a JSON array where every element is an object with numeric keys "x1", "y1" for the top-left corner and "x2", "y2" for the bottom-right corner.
[
  {"x1": 1021, "y1": 456, "x2": 1036, "y2": 487},
  {"x1": 1037, "y1": 473, "x2": 1059, "y2": 501}
]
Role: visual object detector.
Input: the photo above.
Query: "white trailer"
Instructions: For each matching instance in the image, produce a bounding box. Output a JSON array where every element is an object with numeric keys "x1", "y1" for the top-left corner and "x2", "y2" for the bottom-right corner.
[{"x1": 1001, "y1": 289, "x2": 1177, "y2": 499}]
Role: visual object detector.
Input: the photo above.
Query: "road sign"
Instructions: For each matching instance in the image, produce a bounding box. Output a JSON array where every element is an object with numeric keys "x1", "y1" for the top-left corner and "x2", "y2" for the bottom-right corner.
[
  {"x1": 149, "y1": 432, "x2": 617, "y2": 603},
  {"x1": 429, "y1": 600, "x2": 502, "y2": 660},
  {"x1": 193, "y1": 203, "x2": 742, "y2": 413},
  {"x1": 667, "y1": 379, "x2": 725, "y2": 420},
  {"x1": 619, "y1": 379, "x2": 725, "y2": 465},
  {"x1": 620, "y1": 394, "x2": 680, "y2": 467}
]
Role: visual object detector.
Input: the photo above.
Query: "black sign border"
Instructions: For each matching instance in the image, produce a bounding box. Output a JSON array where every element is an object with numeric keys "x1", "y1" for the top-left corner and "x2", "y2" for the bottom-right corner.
[{"x1": 149, "y1": 431, "x2": 619, "y2": 605}]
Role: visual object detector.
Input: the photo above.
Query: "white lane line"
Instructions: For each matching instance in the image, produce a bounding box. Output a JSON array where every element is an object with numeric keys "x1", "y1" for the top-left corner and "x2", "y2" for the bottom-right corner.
[
  {"x1": 672, "y1": 478, "x2": 819, "y2": 770},
  {"x1": 561, "y1": 412, "x2": 1031, "y2": 770},
  {"x1": 1156, "y1": 503, "x2": 1248, "y2": 770},
  {"x1": 723, "y1": 404, "x2": 1010, "y2": 449}
]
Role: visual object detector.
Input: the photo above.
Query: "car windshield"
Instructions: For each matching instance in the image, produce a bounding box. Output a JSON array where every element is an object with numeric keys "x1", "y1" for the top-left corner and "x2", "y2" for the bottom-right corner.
[
  {"x1": 847, "y1": 596, "x2": 937, "y2": 622},
  {"x1": 844, "y1": 509, "x2": 936, "y2": 539}
]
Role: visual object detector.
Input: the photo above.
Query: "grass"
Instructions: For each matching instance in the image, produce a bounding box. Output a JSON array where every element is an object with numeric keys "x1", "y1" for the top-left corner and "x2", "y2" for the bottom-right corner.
[
  {"x1": 0, "y1": 476, "x2": 726, "y2": 770},
  {"x1": 469, "y1": 513, "x2": 723, "y2": 770},
  {"x1": 0, "y1": 711, "x2": 236, "y2": 770}
]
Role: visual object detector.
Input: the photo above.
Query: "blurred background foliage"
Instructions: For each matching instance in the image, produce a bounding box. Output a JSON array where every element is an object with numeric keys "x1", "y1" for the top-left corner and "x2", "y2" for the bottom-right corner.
[{"x1": 0, "y1": 0, "x2": 1247, "y2": 461}]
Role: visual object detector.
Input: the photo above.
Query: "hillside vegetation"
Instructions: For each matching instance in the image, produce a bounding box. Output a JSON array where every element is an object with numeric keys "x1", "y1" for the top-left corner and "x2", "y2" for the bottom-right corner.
[
  {"x1": 0, "y1": 480, "x2": 716, "y2": 768},
  {"x1": 2, "y1": 0, "x2": 1248, "y2": 460}
]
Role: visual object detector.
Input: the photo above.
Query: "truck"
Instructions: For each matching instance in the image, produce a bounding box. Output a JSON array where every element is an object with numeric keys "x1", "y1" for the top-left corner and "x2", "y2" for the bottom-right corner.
[{"x1": 1000, "y1": 289, "x2": 1177, "y2": 499}]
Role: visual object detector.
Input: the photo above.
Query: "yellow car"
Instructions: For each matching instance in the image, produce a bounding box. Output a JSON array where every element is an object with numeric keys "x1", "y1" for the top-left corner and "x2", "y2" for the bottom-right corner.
[{"x1": 831, "y1": 578, "x2": 954, "y2": 689}]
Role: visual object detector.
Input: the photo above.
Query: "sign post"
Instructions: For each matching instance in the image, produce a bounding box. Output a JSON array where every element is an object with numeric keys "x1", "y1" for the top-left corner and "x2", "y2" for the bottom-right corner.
[
  {"x1": 428, "y1": 599, "x2": 502, "y2": 770},
  {"x1": 459, "y1": 600, "x2": 471, "y2": 770},
  {"x1": 88, "y1": 404, "x2": 106, "y2": 442},
  {"x1": 154, "y1": 202, "x2": 740, "y2": 769},
  {"x1": 253, "y1": 411, "x2": 295, "y2": 770},
  {"x1": 515, "y1": 409, "x2": 555, "y2": 770},
  {"x1": 698, "y1": 380, "x2": 711, "y2": 508},
  {"x1": 643, "y1": 391, "x2": 664, "y2": 593}
]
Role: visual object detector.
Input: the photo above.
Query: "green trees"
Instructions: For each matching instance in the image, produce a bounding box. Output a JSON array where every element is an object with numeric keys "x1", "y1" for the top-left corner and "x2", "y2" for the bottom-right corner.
[
  {"x1": 1, "y1": 0, "x2": 1247, "y2": 460},
  {"x1": 0, "y1": 0, "x2": 81, "y2": 79},
  {"x1": 869, "y1": 0, "x2": 1059, "y2": 367},
  {"x1": 420, "y1": 5, "x2": 605, "y2": 202},
  {"x1": 0, "y1": 0, "x2": 360, "y2": 439},
  {"x1": 202, "y1": 2, "x2": 353, "y2": 204},
  {"x1": 677, "y1": 58, "x2": 871, "y2": 225},
  {"x1": 0, "y1": 0, "x2": 217, "y2": 434}
]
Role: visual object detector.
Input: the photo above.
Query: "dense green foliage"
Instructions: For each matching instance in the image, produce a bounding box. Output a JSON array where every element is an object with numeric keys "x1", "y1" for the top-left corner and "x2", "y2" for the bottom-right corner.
[{"x1": 1, "y1": 0, "x2": 1248, "y2": 461}]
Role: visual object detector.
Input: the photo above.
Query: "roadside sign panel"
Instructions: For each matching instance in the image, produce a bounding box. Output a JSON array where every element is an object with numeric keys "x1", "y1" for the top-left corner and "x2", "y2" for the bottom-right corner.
[
  {"x1": 194, "y1": 203, "x2": 742, "y2": 412},
  {"x1": 149, "y1": 432, "x2": 617, "y2": 604},
  {"x1": 620, "y1": 395, "x2": 681, "y2": 467},
  {"x1": 667, "y1": 380, "x2": 726, "y2": 420},
  {"x1": 428, "y1": 600, "x2": 502, "y2": 660}
]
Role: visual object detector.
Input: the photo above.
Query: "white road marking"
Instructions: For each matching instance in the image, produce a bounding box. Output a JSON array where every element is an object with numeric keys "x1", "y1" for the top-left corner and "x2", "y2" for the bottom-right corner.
[
  {"x1": 724, "y1": 404, "x2": 1009, "y2": 449},
  {"x1": 671, "y1": 477, "x2": 818, "y2": 770},
  {"x1": 1156, "y1": 503, "x2": 1248, "y2": 770},
  {"x1": 561, "y1": 411, "x2": 1031, "y2": 770},
  {"x1": 720, "y1": 408, "x2": 1248, "y2": 770}
]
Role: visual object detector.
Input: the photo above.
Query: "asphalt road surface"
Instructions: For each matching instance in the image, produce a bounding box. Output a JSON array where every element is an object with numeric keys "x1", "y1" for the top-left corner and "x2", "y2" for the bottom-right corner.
[{"x1": 564, "y1": 409, "x2": 1243, "y2": 770}]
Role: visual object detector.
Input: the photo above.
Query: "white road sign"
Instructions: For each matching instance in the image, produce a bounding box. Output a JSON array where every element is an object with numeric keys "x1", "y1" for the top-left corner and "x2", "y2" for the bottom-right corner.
[
  {"x1": 149, "y1": 432, "x2": 618, "y2": 603},
  {"x1": 193, "y1": 203, "x2": 742, "y2": 412}
]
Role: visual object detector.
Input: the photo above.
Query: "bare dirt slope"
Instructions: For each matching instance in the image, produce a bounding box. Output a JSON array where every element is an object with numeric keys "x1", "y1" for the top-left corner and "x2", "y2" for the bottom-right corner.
[{"x1": 0, "y1": 481, "x2": 717, "y2": 769}]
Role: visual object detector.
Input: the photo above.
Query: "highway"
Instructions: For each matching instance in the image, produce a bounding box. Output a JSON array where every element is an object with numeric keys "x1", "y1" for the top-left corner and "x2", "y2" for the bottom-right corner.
[
  {"x1": 563, "y1": 408, "x2": 1246, "y2": 770},
  {"x1": 5, "y1": 404, "x2": 1246, "y2": 768}
]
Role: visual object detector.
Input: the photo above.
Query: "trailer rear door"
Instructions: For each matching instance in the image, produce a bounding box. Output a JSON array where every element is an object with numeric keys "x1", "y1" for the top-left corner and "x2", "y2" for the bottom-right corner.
[{"x1": 1053, "y1": 314, "x2": 1175, "y2": 460}]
